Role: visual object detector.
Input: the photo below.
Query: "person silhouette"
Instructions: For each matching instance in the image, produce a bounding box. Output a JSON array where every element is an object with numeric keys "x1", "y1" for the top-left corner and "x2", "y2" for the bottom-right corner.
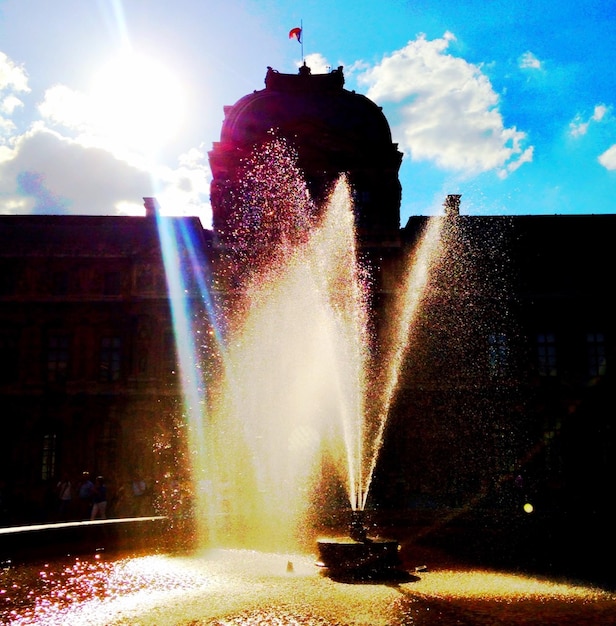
[
  {"x1": 56, "y1": 471, "x2": 72, "y2": 520},
  {"x1": 77, "y1": 471, "x2": 94, "y2": 519},
  {"x1": 90, "y1": 476, "x2": 107, "y2": 520}
]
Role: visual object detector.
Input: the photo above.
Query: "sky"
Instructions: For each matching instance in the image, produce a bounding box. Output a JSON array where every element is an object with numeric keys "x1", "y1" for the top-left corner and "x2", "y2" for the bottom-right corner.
[{"x1": 0, "y1": 0, "x2": 615, "y2": 228}]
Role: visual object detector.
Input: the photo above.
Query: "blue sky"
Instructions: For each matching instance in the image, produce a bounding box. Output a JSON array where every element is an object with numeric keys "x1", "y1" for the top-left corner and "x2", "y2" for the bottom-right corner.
[{"x1": 0, "y1": 0, "x2": 614, "y2": 227}]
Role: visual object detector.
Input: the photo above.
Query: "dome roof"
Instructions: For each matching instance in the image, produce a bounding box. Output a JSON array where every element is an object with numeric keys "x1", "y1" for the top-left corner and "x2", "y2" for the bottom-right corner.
[
  {"x1": 218, "y1": 64, "x2": 395, "y2": 154},
  {"x1": 209, "y1": 64, "x2": 402, "y2": 237}
]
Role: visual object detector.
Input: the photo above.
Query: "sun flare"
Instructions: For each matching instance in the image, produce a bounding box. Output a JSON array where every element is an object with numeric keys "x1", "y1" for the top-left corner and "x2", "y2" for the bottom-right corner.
[{"x1": 90, "y1": 51, "x2": 185, "y2": 156}]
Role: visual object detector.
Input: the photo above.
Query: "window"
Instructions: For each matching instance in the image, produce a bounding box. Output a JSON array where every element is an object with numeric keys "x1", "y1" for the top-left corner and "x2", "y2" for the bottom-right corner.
[
  {"x1": 100, "y1": 336, "x2": 122, "y2": 382},
  {"x1": 164, "y1": 331, "x2": 178, "y2": 374},
  {"x1": 587, "y1": 332, "x2": 607, "y2": 377},
  {"x1": 47, "y1": 334, "x2": 70, "y2": 383},
  {"x1": 537, "y1": 332, "x2": 557, "y2": 377},
  {"x1": 96, "y1": 420, "x2": 119, "y2": 476},
  {"x1": 41, "y1": 433, "x2": 56, "y2": 481},
  {"x1": 488, "y1": 332, "x2": 508, "y2": 377}
]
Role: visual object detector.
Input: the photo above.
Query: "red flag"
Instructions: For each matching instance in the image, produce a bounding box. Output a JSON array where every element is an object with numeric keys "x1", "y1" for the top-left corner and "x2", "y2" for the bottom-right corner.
[{"x1": 289, "y1": 27, "x2": 302, "y2": 43}]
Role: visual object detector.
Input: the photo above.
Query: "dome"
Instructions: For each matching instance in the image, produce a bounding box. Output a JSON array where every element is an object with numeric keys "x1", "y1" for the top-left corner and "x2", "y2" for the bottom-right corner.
[
  {"x1": 209, "y1": 64, "x2": 402, "y2": 238},
  {"x1": 220, "y1": 65, "x2": 394, "y2": 152}
]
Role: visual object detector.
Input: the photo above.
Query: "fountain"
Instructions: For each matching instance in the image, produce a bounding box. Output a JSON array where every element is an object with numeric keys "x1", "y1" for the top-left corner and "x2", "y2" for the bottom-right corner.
[{"x1": 178, "y1": 137, "x2": 445, "y2": 577}]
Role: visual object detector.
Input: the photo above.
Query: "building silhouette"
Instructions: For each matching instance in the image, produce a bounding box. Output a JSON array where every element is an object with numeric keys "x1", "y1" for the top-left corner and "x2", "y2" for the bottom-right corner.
[{"x1": 0, "y1": 65, "x2": 613, "y2": 533}]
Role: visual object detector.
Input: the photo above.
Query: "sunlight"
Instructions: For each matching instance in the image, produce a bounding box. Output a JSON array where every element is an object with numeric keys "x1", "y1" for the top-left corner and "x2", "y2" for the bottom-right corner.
[{"x1": 89, "y1": 51, "x2": 185, "y2": 156}]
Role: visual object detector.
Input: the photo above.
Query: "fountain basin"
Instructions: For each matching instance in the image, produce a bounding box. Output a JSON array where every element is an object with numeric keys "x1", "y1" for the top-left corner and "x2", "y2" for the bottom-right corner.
[
  {"x1": 316, "y1": 536, "x2": 401, "y2": 574},
  {"x1": 0, "y1": 517, "x2": 183, "y2": 564}
]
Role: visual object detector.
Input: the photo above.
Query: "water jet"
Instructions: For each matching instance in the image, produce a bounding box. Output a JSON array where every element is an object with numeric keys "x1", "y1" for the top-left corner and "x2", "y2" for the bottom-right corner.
[{"x1": 196, "y1": 130, "x2": 445, "y2": 575}]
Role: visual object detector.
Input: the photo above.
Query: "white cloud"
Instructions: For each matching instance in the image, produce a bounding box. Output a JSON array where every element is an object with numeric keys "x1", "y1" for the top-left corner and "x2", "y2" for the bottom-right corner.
[
  {"x1": 570, "y1": 117, "x2": 589, "y2": 137},
  {"x1": 0, "y1": 52, "x2": 30, "y2": 93},
  {"x1": 1, "y1": 94, "x2": 24, "y2": 116},
  {"x1": 301, "y1": 53, "x2": 330, "y2": 74},
  {"x1": 357, "y1": 33, "x2": 531, "y2": 176},
  {"x1": 569, "y1": 103, "x2": 610, "y2": 137},
  {"x1": 38, "y1": 84, "x2": 90, "y2": 131},
  {"x1": 498, "y1": 146, "x2": 534, "y2": 178},
  {"x1": 152, "y1": 147, "x2": 212, "y2": 222},
  {"x1": 598, "y1": 144, "x2": 616, "y2": 170},
  {"x1": 0, "y1": 126, "x2": 152, "y2": 213},
  {"x1": 592, "y1": 104, "x2": 608, "y2": 122},
  {"x1": 0, "y1": 115, "x2": 17, "y2": 138},
  {"x1": 0, "y1": 53, "x2": 29, "y2": 142},
  {"x1": 0, "y1": 51, "x2": 212, "y2": 224},
  {"x1": 0, "y1": 118, "x2": 211, "y2": 222},
  {"x1": 519, "y1": 51, "x2": 542, "y2": 70}
]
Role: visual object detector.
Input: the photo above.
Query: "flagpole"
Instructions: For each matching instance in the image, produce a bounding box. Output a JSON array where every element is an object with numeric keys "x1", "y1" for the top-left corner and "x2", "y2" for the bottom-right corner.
[{"x1": 289, "y1": 23, "x2": 304, "y2": 65}]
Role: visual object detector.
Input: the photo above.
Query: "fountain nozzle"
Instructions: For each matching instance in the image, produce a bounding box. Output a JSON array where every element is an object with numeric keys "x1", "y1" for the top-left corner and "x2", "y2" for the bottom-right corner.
[{"x1": 349, "y1": 510, "x2": 369, "y2": 543}]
